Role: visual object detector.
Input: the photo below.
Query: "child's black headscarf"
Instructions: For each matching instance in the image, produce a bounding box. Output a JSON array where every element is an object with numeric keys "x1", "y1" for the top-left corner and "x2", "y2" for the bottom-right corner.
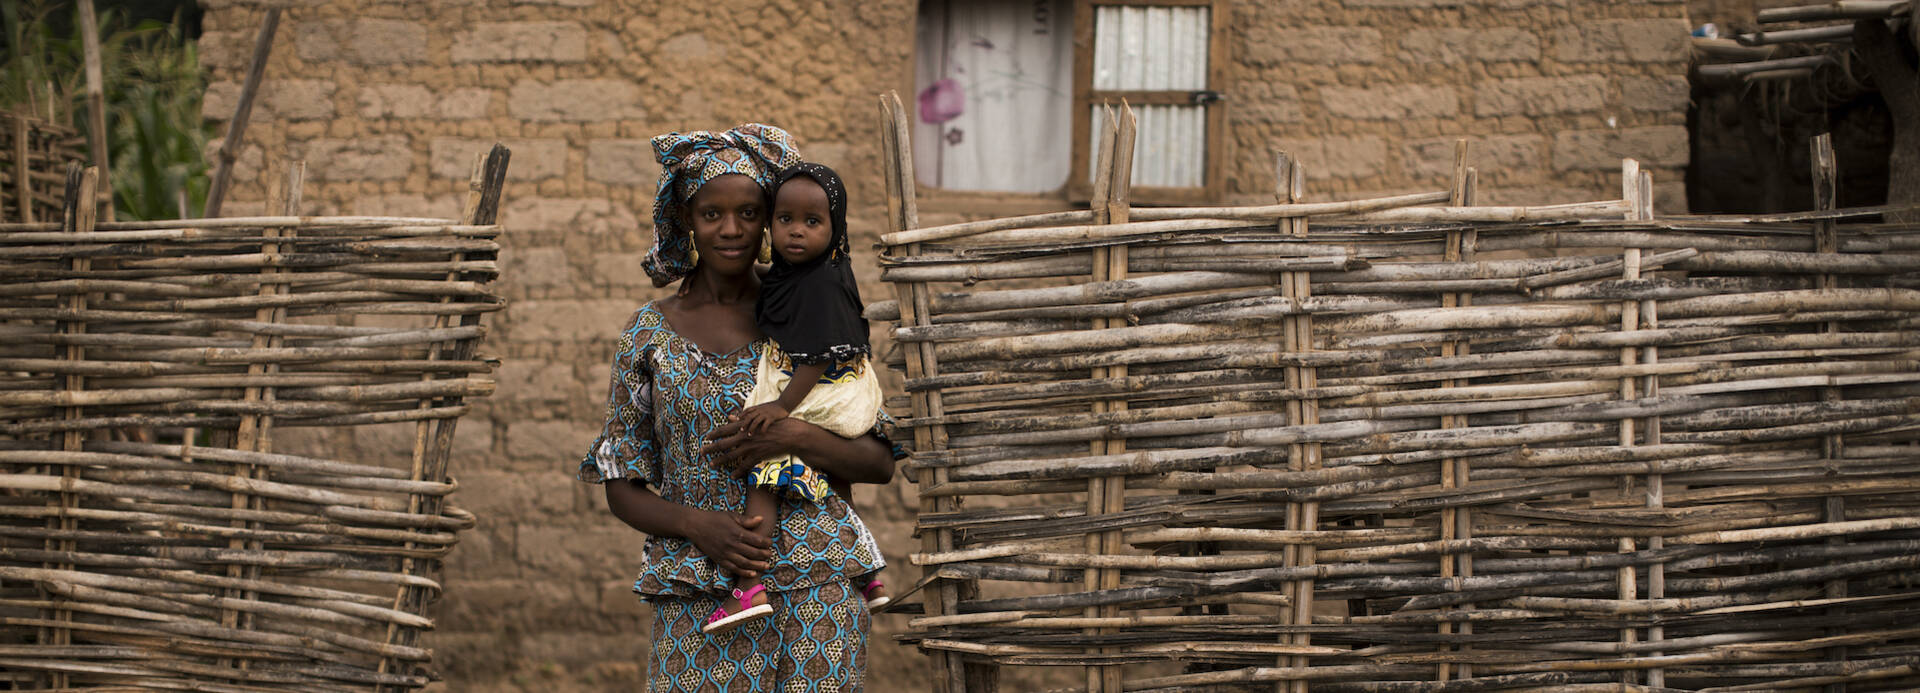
[{"x1": 757, "y1": 163, "x2": 869, "y2": 365}]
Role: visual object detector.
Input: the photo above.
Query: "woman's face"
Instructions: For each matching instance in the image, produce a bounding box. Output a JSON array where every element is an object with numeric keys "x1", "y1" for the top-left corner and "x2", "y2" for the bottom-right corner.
[
  {"x1": 770, "y1": 177, "x2": 833, "y2": 264},
  {"x1": 685, "y1": 173, "x2": 765, "y2": 276}
]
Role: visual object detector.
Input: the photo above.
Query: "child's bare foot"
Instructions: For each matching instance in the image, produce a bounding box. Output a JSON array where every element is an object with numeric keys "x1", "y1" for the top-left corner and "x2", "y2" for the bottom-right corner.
[
  {"x1": 703, "y1": 584, "x2": 772, "y2": 633},
  {"x1": 859, "y1": 578, "x2": 890, "y2": 612}
]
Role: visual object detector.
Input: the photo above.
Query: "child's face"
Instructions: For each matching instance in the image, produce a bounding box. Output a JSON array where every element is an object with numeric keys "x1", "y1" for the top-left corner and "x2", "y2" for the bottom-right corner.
[
  {"x1": 684, "y1": 173, "x2": 766, "y2": 275},
  {"x1": 770, "y1": 177, "x2": 833, "y2": 265}
]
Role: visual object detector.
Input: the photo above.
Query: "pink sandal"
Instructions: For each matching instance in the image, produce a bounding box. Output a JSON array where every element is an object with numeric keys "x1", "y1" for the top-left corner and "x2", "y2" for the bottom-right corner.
[
  {"x1": 703, "y1": 584, "x2": 772, "y2": 634},
  {"x1": 860, "y1": 579, "x2": 891, "y2": 612}
]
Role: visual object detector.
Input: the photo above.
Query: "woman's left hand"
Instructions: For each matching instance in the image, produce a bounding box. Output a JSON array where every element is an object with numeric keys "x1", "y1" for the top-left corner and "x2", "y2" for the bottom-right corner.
[{"x1": 704, "y1": 414, "x2": 801, "y2": 478}]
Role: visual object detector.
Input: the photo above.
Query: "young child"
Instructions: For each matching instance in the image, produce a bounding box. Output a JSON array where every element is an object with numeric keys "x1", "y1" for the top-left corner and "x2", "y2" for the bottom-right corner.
[{"x1": 702, "y1": 162, "x2": 890, "y2": 634}]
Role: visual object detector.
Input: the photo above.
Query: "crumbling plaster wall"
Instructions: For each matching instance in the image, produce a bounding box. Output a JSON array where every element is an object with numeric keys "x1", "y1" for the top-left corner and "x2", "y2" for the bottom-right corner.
[{"x1": 195, "y1": 0, "x2": 1691, "y2": 689}]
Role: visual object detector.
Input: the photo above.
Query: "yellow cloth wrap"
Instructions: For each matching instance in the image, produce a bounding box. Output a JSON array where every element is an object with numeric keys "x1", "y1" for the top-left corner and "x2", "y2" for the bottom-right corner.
[{"x1": 743, "y1": 348, "x2": 883, "y2": 502}]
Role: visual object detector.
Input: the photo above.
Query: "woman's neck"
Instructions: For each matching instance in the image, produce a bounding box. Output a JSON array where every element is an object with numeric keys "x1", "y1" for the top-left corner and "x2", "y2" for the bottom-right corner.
[{"x1": 679, "y1": 266, "x2": 758, "y2": 305}]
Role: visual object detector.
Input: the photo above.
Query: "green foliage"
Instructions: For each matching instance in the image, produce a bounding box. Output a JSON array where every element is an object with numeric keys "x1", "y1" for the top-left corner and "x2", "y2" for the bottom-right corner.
[{"x1": 0, "y1": 0, "x2": 211, "y2": 220}]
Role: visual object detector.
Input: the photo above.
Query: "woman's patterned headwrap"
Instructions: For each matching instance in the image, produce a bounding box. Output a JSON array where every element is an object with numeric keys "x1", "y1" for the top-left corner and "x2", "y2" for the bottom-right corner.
[{"x1": 644, "y1": 123, "x2": 802, "y2": 287}]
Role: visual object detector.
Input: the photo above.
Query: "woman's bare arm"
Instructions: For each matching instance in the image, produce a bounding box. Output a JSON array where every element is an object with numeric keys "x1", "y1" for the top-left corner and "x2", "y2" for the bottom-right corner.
[
  {"x1": 702, "y1": 416, "x2": 895, "y2": 485},
  {"x1": 603, "y1": 478, "x2": 772, "y2": 576}
]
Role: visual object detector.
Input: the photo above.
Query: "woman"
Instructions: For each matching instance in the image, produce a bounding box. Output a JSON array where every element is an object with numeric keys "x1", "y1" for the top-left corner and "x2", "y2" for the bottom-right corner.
[{"x1": 576, "y1": 123, "x2": 898, "y2": 692}]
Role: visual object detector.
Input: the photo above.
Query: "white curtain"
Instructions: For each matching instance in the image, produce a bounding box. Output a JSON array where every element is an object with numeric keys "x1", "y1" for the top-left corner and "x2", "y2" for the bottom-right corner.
[{"x1": 913, "y1": 0, "x2": 1074, "y2": 193}]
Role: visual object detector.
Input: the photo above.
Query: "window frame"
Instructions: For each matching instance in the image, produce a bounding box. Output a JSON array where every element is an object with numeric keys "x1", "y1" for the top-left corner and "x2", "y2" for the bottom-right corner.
[
  {"x1": 905, "y1": 0, "x2": 1232, "y2": 207},
  {"x1": 1068, "y1": 0, "x2": 1232, "y2": 204}
]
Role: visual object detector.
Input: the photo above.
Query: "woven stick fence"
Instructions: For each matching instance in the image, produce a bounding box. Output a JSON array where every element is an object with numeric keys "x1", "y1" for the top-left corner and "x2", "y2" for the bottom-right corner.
[
  {"x1": 0, "y1": 145, "x2": 510, "y2": 691},
  {"x1": 1, "y1": 111, "x2": 87, "y2": 224},
  {"x1": 874, "y1": 95, "x2": 1920, "y2": 693}
]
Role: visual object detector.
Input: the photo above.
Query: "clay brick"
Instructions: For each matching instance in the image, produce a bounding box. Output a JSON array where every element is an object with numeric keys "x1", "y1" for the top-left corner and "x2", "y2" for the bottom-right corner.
[
  {"x1": 659, "y1": 32, "x2": 722, "y2": 61},
  {"x1": 1243, "y1": 26, "x2": 1381, "y2": 66},
  {"x1": 1322, "y1": 85, "x2": 1457, "y2": 120},
  {"x1": 267, "y1": 426, "x2": 342, "y2": 459},
  {"x1": 1401, "y1": 28, "x2": 1540, "y2": 63},
  {"x1": 591, "y1": 253, "x2": 650, "y2": 287},
  {"x1": 507, "y1": 299, "x2": 639, "y2": 343},
  {"x1": 1481, "y1": 186, "x2": 1599, "y2": 206},
  {"x1": 294, "y1": 20, "x2": 427, "y2": 65},
  {"x1": 356, "y1": 84, "x2": 436, "y2": 119},
  {"x1": 1271, "y1": 136, "x2": 1386, "y2": 180},
  {"x1": 347, "y1": 193, "x2": 463, "y2": 218},
  {"x1": 518, "y1": 632, "x2": 645, "y2": 668},
  {"x1": 1235, "y1": 82, "x2": 1304, "y2": 124},
  {"x1": 1551, "y1": 126, "x2": 1690, "y2": 171},
  {"x1": 1621, "y1": 76, "x2": 1690, "y2": 113},
  {"x1": 302, "y1": 135, "x2": 411, "y2": 181},
  {"x1": 508, "y1": 79, "x2": 643, "y2": 122},
  {"x1": 509, "y1": 528, "x2": 637, "y2": 599},
  {"x1": 1554, "y1": 19, "x2": 1690, "y2": 63},
  {"x1": 586, "y1": 362, "x2": 613, "y2": 405},
  {"x1": 1402, "y1": 135, "x2": 1547, "y2": 180},
  {"x1": 452, "y1": 422, "x2": 494, "y2": 463},
  {"x1": 196, "y1": 30, "x2": 249, "y2": 70},
  {"x1": 442, "y1": 524, "x2": 507, "y2": 577},
  {"x1": 457, "y1": 471, "x2": 577, "y2": 524},
  {"x1": 438, "y1": 88, "x2": 495, "y2": 119},
  {"x1": 1475, "y1": 76, "x2": 1607, "y2": 117},
  {"x1": 499, "y1": 198, "x2": 640, "y2": 234},
  {"x1": 438, "y1": 576, "x2": 599, "y2": 632},
  {"x1": 202, "y1": 79, "x2": 336, "y2": 121},
  {"x1": 598, "y1": 579, "x2": 648, "y2": 618},
  {"x1": 350, "y1": 420, "x2": 492, "y2": 469},
  {"x1": 586, "y1": 139, "x2": 663, "y2": 185},
  {"x1": 1345, "y1": 0, "x2": 1462, "y2": 7},
  {"x1": 506, "y1": 419, "x2": 602, "y2": 464},
  {"x1": 431, "y1": 137, "x2": 567, "y2": 180},
  {"x1": 503, "y1": 246, "x2": 575, "y2": 289},
  {"x1": 802, "y1": 142, "x2": 855, "y2": 172},
  {"x1": 451, "y1": 22, "x2": 588, "y2": 63},
  {"x1": 496, "y1": 359, "x2": 578, "y2": 403}
]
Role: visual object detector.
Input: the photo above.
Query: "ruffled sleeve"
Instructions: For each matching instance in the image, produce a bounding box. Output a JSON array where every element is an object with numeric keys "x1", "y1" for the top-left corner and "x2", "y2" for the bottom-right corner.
[{"x1": 578, "y1": 314, "x2": 661, "y2": 485}]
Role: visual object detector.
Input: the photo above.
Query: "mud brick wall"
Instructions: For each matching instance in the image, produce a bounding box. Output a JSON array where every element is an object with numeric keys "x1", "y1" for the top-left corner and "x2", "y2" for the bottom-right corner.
[{"x1": 194, "y1": 0, "x2": 1692, "y2": 688}]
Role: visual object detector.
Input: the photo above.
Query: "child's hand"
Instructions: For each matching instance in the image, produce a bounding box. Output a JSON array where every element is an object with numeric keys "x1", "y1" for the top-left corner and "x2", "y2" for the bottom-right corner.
[{"x1": 739, "y1": 403, "x2": 790, "y2": 435}]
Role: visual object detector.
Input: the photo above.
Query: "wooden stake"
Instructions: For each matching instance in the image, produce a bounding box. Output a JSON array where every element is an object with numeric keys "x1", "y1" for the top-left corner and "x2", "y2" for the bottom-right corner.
[
  {"x1": 77, "y1": 0, "x2": 112, "y2": 221},
  {"x1": 203, "y1": 9, "x2": 282, "y2": 218}
]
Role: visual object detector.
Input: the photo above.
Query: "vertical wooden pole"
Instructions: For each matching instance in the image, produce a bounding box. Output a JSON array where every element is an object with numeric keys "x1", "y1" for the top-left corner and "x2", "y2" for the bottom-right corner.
[
  {"x1": 78, "y1": 0, "x2": 112, "y2": 221},
  {"x1": 881, "y1": 92, "x2": 973, "y2": 693},
  {"x1": 1083, "y1": 102, "x2": 1134, "y2": 693},
  {"x1": 204, "y1": 8, "x2": 282, "y2": 218},
  {"x1": 1273, "y1": 151, "x2": 1318, "y2": 693},
  {"x1": 1638, "y1": 164, "x2": 1666, "y2": 689},
  {"x1": 1810, "y1": 133, "x2": 1850, "y2": 693},
  {"x1": 221, "y1": 160, "x2": 302, "y2": 680},
  {"x1": 1437, "y1": 139, "x2": 1476, "y2": 682},
  {"x1": 375, "y1": 144, "x2": 508, "y2": 691},
  {"x1": 10, "y1": 114, "x2": 32, "y2": 222},
  {"x1": 1615, "y1": 159, "x2": 1651, "y2": 685},
  {"x1": 46, "y1": 164, "x2": 97, "y2": 690}
]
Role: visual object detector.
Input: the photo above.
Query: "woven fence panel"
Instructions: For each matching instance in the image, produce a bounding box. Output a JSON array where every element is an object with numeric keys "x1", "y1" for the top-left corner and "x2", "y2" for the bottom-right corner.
[
  {"x1": 0, "y1": 160, "x2": 505, "y2": 690},
  {"x1": 0, "y1": 112, "x2": 87, "y2": 224},
  {"x1": 878, "y1": 195, "x2": 1920, "y2": 691}
]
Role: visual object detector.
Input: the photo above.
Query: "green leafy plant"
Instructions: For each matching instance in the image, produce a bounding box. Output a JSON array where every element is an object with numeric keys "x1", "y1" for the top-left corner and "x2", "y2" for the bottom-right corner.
[{"x1": 0, "y1": 0, "x2": 211, "y2": 219}]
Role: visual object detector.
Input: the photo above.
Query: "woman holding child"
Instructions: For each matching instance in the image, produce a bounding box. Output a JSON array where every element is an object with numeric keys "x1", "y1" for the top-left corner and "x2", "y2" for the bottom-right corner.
[{"x1": 574, "y1": 123, "x2": 896, "y2": 691}]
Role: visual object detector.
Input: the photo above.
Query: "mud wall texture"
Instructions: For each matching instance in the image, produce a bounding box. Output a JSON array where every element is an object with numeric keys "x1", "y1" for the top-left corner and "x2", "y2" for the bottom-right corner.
[{"x1": 194, "y1": 0, "x2": 1690, "y2": 689}]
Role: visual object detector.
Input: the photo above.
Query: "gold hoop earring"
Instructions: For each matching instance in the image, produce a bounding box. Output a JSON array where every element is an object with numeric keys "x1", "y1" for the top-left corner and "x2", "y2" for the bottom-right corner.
[{"x1": 758, "y1": 232, "x2": 772, "y2": 264}]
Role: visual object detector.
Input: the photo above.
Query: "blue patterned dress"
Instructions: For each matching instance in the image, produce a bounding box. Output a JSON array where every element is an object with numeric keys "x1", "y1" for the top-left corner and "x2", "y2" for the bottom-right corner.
[{"x1": 578, "y1": 302, "x2": 895, "y2": 693}]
